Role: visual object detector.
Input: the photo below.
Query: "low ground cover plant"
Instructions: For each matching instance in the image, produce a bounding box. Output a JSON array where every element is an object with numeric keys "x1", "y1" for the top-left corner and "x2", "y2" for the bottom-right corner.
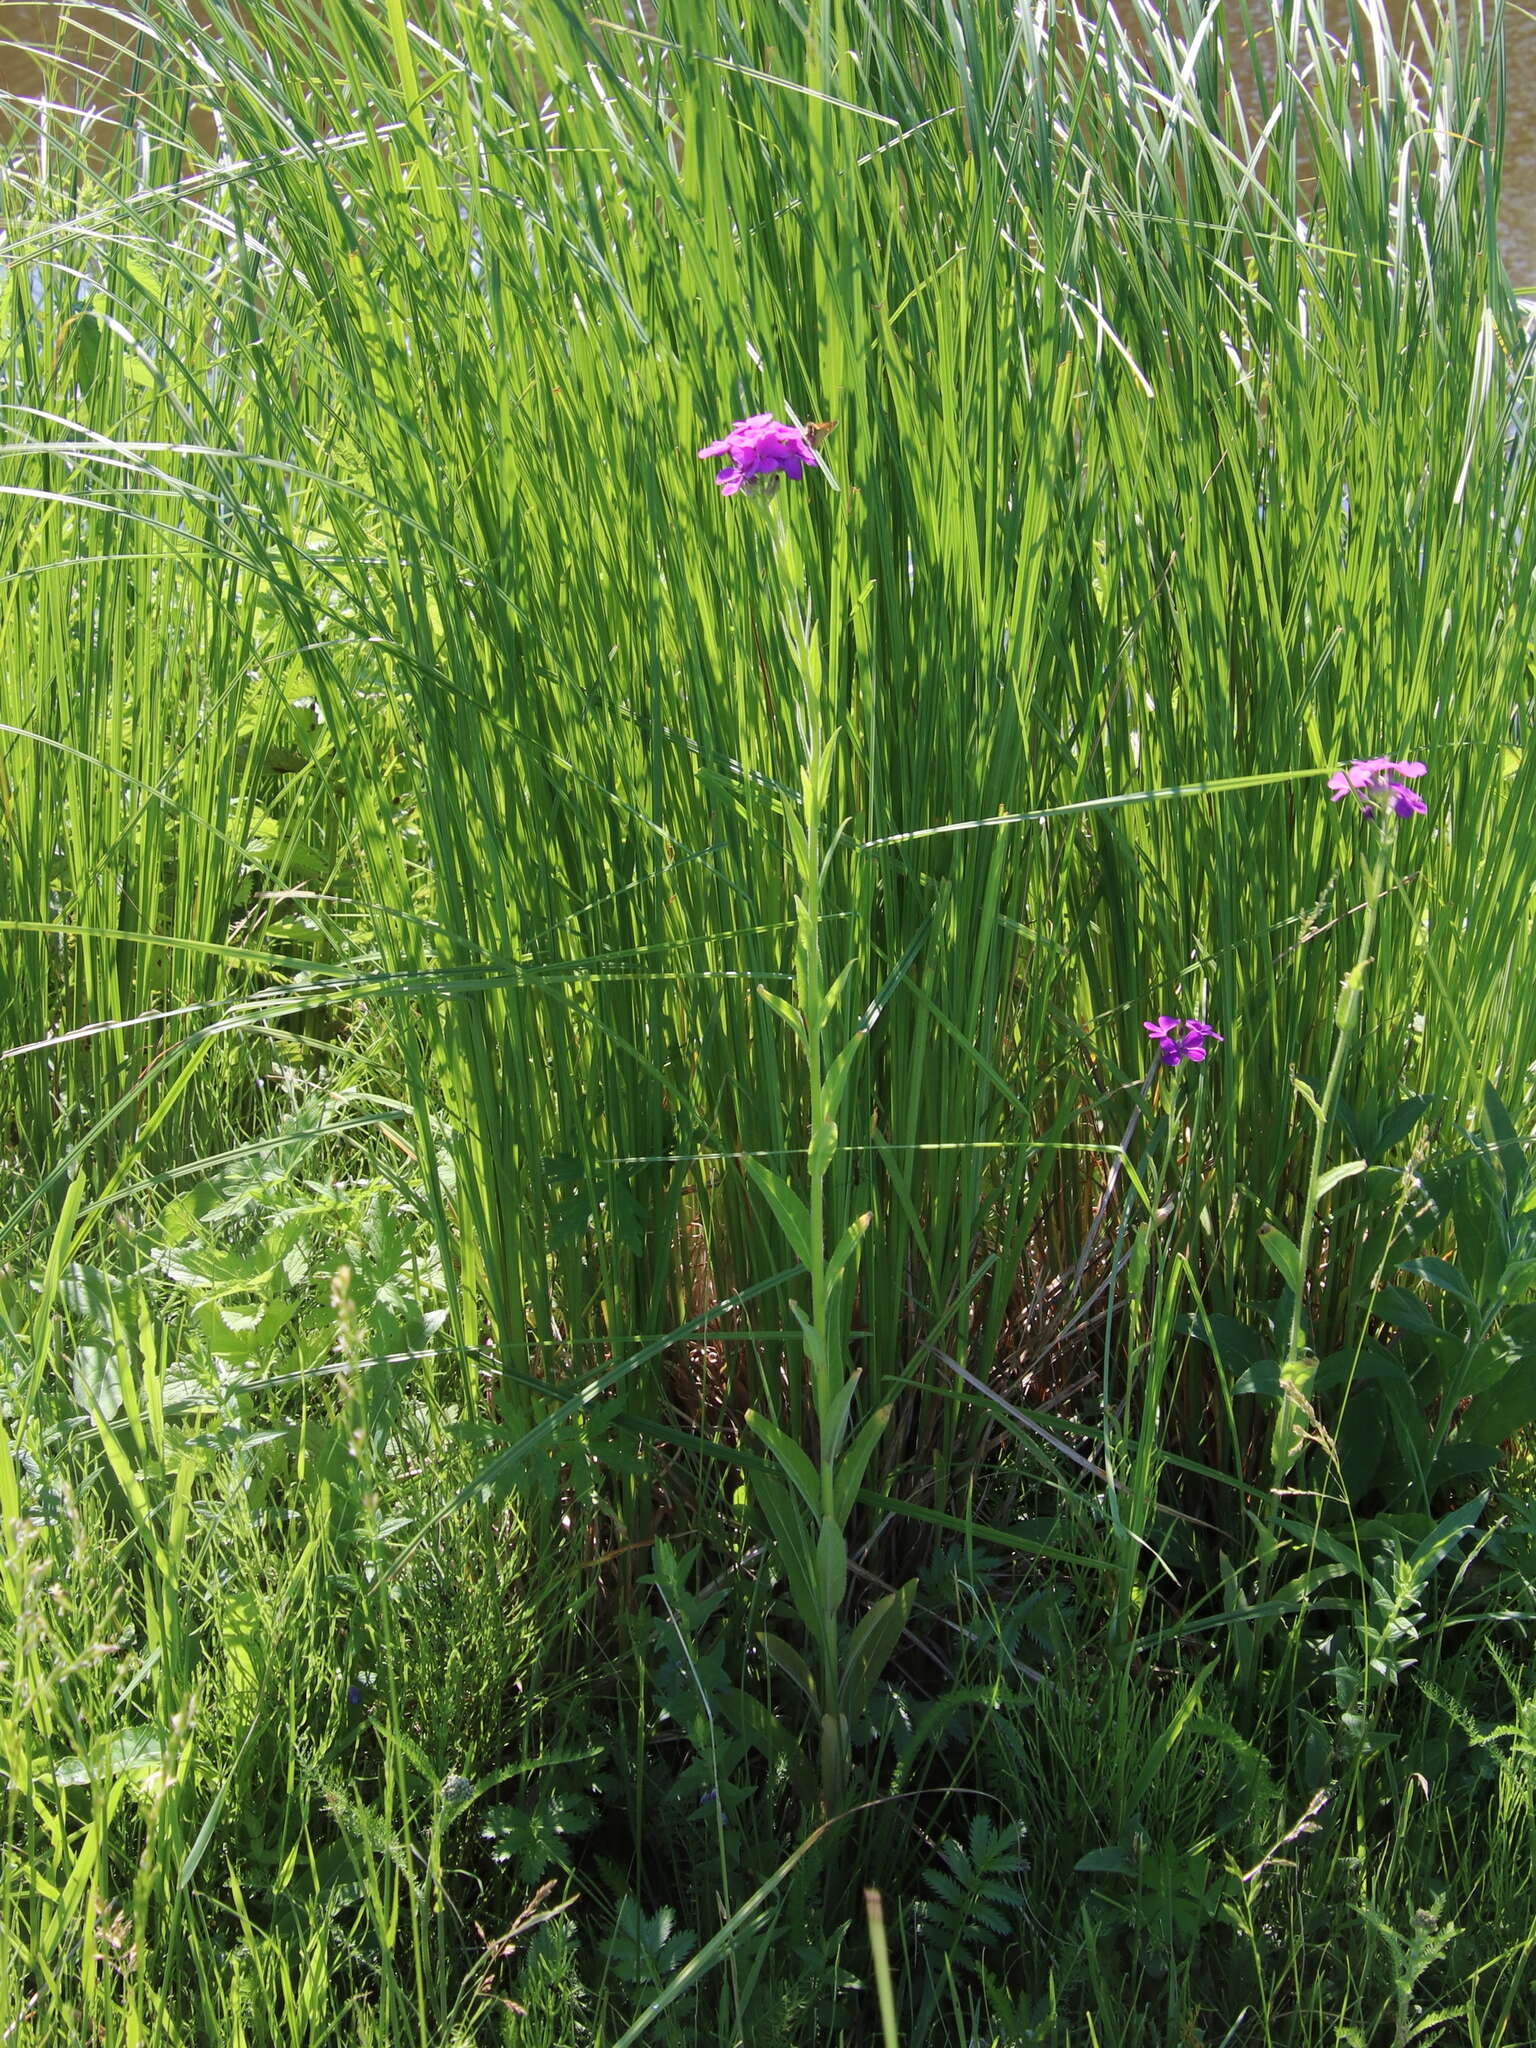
[{"x1": 4, "y1": 0, "x2": 1536, "y2": 2040}]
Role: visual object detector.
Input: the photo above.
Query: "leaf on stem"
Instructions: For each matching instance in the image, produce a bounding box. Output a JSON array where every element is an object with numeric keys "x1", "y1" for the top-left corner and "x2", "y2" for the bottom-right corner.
[
  {"x1": 838, "y1": 1580, "x2": 916, "y2": 1720},
  {"x1": 744, "y1": 1158, "x2": 813, "y2": 1269}
]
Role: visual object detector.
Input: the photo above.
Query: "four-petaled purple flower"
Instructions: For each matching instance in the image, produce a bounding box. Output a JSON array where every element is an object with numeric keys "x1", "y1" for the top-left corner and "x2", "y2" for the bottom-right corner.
[
  {"x1": 1327, "y1": 756, "x2": 1427, "y2": 820},
  {"x1": 698, "y1": 413, "x2": 819, "y2": 496},
  {"x1": 1144, "y1": 1015, "x2": 1223, "y2": 1068}
]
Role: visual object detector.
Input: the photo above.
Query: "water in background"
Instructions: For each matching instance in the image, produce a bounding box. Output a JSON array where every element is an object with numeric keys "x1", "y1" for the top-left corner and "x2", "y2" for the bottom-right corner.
[{"x1": 4, "y1": 2, "x2": 1536, "y2": 281}]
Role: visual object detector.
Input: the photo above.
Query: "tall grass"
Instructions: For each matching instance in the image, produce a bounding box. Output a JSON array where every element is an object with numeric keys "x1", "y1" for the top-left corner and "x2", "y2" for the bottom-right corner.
[
  {"x1": 9, "y1": 0, "x2": 1535, "y2": 1423},
  {"x1": 4, "y1": 0, "x2": 1536, "y2": 2039}
]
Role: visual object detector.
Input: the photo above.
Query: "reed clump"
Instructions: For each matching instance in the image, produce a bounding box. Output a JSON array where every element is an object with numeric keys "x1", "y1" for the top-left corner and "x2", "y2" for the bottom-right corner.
[{"x1": 3, "y1": 1, "x2": 1536, "y2": 2041}]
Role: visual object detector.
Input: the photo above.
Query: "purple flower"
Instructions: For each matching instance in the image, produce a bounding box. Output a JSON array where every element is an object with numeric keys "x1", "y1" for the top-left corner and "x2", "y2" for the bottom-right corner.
[
  {"x1": 1327, "y1": 756, "x2": 1427, "y2": 820},
  {"x1": 1144, "y1": 1015, "x2": 1223, "y2": 1068},
  {"x1": 697, "y1": 412, "x2": 819, "y2": 496}
]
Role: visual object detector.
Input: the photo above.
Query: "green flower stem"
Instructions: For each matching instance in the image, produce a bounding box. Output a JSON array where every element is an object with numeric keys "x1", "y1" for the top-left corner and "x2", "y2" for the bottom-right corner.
[{"x1": 1272, "y1": 829, "x2": 1396, "y2": 1485}]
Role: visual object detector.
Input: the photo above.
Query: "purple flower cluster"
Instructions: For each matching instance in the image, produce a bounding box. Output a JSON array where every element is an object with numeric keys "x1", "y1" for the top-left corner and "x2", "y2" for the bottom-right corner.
[
  {"x1": 1327, "y1": 756, "x2": 1427, "y2": 820},
  {"x1": 698, "y1": 413, "x2": 819, "y2": 496},
  {"x1": 1143, "y1": 1016, "x2": 1223, "y2": 1068}
]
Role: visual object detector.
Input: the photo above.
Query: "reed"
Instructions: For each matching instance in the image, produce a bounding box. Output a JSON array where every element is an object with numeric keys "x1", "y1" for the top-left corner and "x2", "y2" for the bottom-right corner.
[{"x1": 3, "y1": 1, "x2": 1536, "y2": 2039}]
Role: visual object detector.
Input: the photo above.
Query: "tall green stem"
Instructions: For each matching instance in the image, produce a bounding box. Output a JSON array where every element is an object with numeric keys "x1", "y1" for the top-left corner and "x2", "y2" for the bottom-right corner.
[{"x1": 1272, "y1": 832, "x2": 1395, "y2": 1484}]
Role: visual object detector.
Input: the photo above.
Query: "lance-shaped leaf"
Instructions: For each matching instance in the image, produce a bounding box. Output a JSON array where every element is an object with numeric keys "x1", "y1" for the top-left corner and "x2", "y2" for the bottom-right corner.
[
  {"x1": 1313, "y1": 1159, "x2": 1366, "y2": 1202},
  {"x1": 756, "y1": 984, "x2": 807, "y2": 1045},
  {"x1": 819, "y1": 961, "x2": 855, "y2": 1030},
  {"x1": 721, "y1": 1686, "x2": 816, "y2": 1807},
  {"x1": 834, "y1": 1404, "x2": 893, "y2": 1524},
  {"x1": 761, "y1": 1632, "x2": 820, "y2": 1713},
  {"x1": 826, "y1": 1212, "x2": 872, "y2": 1303},
  {"x1": 789, "y1": 1300, "x2": 828, "y2": 1374},
  {"x1": 744, "y1": 1158, "x2": 812, "y2": 1270},
  {"x1": 746, "y1": 1409, "x2": 821, "y2": 1517},
  {"x1": 820, "y1": 1368, "x2": 862, "y2": 1462},
  {"x1": 752, "y1": 1469, "x2": 821, "y2": 1637},
  {"x1": 838, "y1": 1579, "x2": 916, "y2": 1720},
  {"x1": 1259, "y1": 1224, "x2": 1303, "y2": 1294},
  {"x1": 817, "y1": 1517, "x2": 847, "y2": 1620},
  {"x1": 807, "y1": 1117, "x2": 838, "y2": 1178},
  {"x1": 822, "y1": 1032, "x2": 867, "y2": 1119}
]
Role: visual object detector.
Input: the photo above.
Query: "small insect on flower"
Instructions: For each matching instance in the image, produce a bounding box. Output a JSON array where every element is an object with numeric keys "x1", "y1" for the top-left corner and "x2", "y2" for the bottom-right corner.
[
  {"x1": 1144, "y1": 1016, "x2": 1223, "y2": 1069},
  {"x1": 803, "y1": 421, "x2": 837, "y2": 452},
  {"x1": 697, "y1": 412, "x2": 822, "y2": 496},
  {"x1": 1327, "y1": 756, "x2": 1427, "y2": 820}
]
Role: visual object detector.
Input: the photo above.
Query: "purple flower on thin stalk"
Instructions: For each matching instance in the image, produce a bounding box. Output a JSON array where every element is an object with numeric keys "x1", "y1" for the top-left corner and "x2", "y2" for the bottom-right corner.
[
  {"x1": 1144, "y1": 1015, "x2": 1223, "y2": 1069},
  {"x1": 697, "y1": 413, "x2": 820, "y2": 496},
  {"x1": 1327, "y1": 756, "x2": 1427, "y2": 820}
]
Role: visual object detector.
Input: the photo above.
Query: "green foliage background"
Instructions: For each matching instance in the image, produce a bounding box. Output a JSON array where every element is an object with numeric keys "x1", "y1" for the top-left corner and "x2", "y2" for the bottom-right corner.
[{"x1": 4, "y1": 0, "x2": 1536, "y2": 2040}]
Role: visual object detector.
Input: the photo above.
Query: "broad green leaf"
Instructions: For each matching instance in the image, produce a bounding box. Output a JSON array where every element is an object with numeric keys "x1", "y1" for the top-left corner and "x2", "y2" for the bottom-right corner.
[
  {"x1": 1406, "y1": 1493, "x2": 1488, "y2": 1580},
  {"x1": 1400, "y1": 1256, "x2": 1475, "y2": 1307},
  {"x1": 49, "y1": 1727, "x2": 166, "y2": 1788},
  {"x1": 1313, "y1": 1159, "x2": 1367, "y2": 1201},
  {"x1": 1259, "y1": 1224, "x2": 1304, "y2": 1294},
  {"x1": 72, "y1": 1344, "x2": 122, "y2": 1425},
  {"x1": 1463, "y1": 1373, "x2": 1536, "y2": 1447}
]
